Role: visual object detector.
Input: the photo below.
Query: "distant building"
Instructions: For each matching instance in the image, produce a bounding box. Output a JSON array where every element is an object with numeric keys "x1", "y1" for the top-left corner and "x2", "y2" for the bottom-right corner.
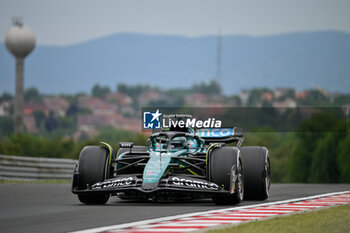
[
  {"x1": 274, "y1": 88, "x2": 295, "y2": 99},
  {"x1": 296, "y1": 91, "x2": 308, "y2": 99},
  {"x1": 0, "y1": 101, "x2": 12, "y2": 116},
  {"x1": 138, "y1": 91, "x2": 164, "y2": 106},
  {"x1": 85, "y1": 97, "x2": 117, "y2": 115},
  {"x1": 261, "y1": 92, "x2": 273, "y2": 102},
  {"x1": 106, "y1": 92, "x2": 133, "y2": 107},
  {"x1": 105, "y1": 92, "x2": 135, "y2": 115},
  {"x1": 316, "y1": 86, "x2": 329, "y2": 97},
  {"x1": 23, "y1": 103, "x2": 49, "y2": 116},
  {"x1": 239, "y1": 90, "x2": 249, "y2": 106},
  {"x1": 77, "y1": 113, "x2": 123, "y2": 131},
  {"x1": 273, "y1": 98, "x2": 297, "y2": 108},
  {"x1": 77, "y1": 95, "x2": 89, "y2": 109},
  {"x1": 43, "y1": 96, "x2": 70, "y2": 117}
]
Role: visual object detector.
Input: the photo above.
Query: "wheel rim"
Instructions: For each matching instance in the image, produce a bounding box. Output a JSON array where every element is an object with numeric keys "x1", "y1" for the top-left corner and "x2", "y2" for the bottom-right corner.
[
  {"x1": 264, "y1": 158, "x2": 271, "y2": 195},
  {"x1": 237, "y1": 161, "x2": 244, "y2": 200}
]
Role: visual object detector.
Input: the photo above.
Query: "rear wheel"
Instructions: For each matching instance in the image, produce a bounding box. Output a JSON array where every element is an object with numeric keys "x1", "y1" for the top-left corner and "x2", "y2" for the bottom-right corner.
[
  {"x1": 210, "y1": 147, "x2": 244, "y2": 205},
  {"x1": 240, "y1": 146, "x2": 270, "y2": 200},
  {"x1": 77, "y1": 146, "x2": 110, "y2": 204}
]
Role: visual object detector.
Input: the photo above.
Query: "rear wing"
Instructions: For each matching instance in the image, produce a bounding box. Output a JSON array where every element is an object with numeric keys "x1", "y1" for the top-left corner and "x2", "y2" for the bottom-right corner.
[{"x1": 197, "y1": 128, "x2": 244, "y2": 145}]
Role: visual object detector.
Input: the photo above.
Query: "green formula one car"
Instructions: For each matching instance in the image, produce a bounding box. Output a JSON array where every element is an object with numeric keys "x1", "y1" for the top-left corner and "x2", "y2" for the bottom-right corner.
[{"x1": 71, "y1": 128, "x2": 270, "y2": 205}]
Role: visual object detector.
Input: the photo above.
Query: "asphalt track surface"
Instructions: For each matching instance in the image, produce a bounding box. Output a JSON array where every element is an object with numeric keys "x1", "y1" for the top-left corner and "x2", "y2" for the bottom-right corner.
[{"x1": 0, "y1": 183, "x2": 350, "y2": 233}]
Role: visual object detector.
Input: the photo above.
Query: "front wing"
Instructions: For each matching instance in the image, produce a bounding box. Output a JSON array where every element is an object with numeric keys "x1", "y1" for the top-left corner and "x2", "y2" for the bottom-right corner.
[{"x1": 72, "y1": 175, "x2": 230, "y2": 196}]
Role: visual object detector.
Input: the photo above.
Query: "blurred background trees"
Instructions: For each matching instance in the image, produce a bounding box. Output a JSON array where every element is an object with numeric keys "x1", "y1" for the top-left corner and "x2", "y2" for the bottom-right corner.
[{"x1": 0, "y1": 82, "x2": 349, "y2": 183}]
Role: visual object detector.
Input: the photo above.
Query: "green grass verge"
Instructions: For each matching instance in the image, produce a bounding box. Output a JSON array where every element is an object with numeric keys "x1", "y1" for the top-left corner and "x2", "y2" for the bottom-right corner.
[
  {"x1": 0, "y1": 179, "x2": 71, "y2": 184},
  {"x1": 207, "y1": 204, "x2": 350, "y2": 233}
]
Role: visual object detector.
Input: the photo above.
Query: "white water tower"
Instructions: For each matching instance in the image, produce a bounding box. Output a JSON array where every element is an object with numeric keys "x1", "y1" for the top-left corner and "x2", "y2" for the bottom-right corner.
[{"x1": 5, "y1": 17, "x2": 36, "y2": 134}]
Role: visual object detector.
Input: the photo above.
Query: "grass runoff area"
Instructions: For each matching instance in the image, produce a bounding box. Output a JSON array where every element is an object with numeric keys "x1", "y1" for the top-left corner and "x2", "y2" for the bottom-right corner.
[{"x1": 207, "y1": 204, "x2": 350, "y2": 233}]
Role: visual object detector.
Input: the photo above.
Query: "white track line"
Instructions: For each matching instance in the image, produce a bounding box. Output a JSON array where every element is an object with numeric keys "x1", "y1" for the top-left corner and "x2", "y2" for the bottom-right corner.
[
  {"x1": 70, "y1": 191, "x2": 350, "y2": 233},
  {"x1": 128, "y1": 229, "x2": 195, "y2": 232},
  {"x1": 151, "y1": 223, "x2": 222, "y2": 227}
]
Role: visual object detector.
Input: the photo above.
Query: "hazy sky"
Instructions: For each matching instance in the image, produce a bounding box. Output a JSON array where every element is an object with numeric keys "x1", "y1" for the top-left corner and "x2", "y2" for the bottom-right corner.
[{"x1": 1, "y1": 0, "x2": 350, "y2": 46}]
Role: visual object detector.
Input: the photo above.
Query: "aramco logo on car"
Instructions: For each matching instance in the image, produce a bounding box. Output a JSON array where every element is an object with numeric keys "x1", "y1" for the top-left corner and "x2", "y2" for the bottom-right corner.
[{"x1": 143, "y1": 109, "x2": 222, "y2": 129}]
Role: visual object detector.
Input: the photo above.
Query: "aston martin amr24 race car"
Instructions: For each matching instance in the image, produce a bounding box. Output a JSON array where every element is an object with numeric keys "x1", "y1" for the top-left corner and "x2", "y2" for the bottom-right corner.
[{"x1": 71, "y1": 128, "x2": 270, "y2": 205}]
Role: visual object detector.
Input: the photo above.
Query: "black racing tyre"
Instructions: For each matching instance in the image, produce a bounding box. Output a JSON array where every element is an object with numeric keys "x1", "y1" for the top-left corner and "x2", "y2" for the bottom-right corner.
[
  {"x1": 210, "y1": 147, "x2": 244, "y2": 205},
  {"x1": 240, "y1": 146, "x2": 270, "y2": 200},
  {"x1": 78, "y1": 193, "x2": 109, "y2": 205},
  {"x1": 77, "y1": 146, "x2": 110, "y2": 204}
]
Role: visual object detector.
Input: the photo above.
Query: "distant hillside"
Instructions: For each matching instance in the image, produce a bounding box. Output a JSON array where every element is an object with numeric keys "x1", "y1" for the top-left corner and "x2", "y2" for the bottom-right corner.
[{"x1": 1, "y1": 31, "x2": 350, "y2": 94}]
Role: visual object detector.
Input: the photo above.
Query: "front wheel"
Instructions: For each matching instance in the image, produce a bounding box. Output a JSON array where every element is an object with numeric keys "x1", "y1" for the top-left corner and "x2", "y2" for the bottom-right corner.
[
  {"x1": 76, "y1": 146, "x2": 111, "y2": 204},
  {"x1": 78, "y1": 194, "x2": 110, "y2": 205},
  {"x1": 210, "y1": 147, "x2": 244, "y2": 205}
]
